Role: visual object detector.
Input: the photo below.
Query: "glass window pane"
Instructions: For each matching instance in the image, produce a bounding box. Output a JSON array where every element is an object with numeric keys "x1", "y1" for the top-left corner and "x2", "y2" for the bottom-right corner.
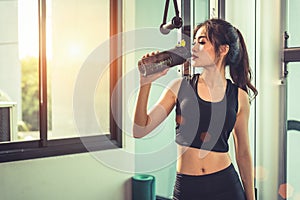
[
  {"x1": 287, "y1": 63, "x2": 300, "y2": 199},
  {"x1": 0, "y1": 0, "x2": 39, "y2": 143},
  {"x1": 195, "y1": 0, "x2": 209, "y2": 24},
  {"x1": 286, "y1": 1, "x2": 300, "y2": 198},
  {"x1": 287, "y1": 0, "x2": 300, "y2": 47},
  {"x1": 47, "y1": 0, "x2": 110, "y2": 139}
]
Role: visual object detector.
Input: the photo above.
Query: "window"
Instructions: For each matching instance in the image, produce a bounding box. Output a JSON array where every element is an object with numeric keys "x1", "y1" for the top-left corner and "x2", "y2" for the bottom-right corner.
[{"x1": 0, "y1": 0, "x2": 122, "y2": 162}]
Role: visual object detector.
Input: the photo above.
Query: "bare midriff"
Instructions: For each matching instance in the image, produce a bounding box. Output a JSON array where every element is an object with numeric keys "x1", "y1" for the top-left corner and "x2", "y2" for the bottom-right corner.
[{"x1": 177, "y1": 145, "x2": 232, "y2": 175}]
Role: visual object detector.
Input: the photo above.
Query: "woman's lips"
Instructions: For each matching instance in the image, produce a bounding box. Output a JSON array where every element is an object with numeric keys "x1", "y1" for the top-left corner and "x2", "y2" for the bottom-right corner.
[{"x1": 191, "y1": 55, "x2": 198, "y2": 60}]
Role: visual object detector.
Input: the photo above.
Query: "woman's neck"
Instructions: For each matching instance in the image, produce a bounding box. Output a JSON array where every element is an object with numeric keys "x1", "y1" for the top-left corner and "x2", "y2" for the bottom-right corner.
[{"x1": 200, "y1": 67, "x2": 226, "y2": 88}]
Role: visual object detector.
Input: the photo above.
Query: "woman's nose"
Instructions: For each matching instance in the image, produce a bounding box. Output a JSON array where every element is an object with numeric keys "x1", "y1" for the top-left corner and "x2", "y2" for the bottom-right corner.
[{"x1": 192, "y1": 43, "x2": 198, "y2": 53}]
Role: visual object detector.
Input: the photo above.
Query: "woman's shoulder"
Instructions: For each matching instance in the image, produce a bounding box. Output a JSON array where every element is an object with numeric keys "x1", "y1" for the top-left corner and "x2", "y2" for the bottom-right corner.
[
  {"x1": 164, "y1": 75, "x2": 196, "y2": 99},
  {"x1": 165, "y1": 77, "x2": 184, "y2": 96},
  {"x1": 236, "y1": 87, "x2": 250, "y2": 114},
  {"x1": 237, "y1": 88, "x2": 249, "y2": 103}
]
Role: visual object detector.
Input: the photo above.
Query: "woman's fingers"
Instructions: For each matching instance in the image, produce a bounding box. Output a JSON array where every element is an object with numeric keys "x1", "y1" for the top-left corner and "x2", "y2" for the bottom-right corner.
[
  {"x1": 139, "y1": 50, "x2": 166, "y2": 85},
  {"x1": 142, "y1": 51, "x2": 160, "y2": 58},
  {"x1": 139, "y1": 68, "x2": 169, "y2": 85}
]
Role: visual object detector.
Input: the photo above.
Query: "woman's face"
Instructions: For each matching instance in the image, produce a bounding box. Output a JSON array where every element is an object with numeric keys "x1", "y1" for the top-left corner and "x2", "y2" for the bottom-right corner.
[{"x1": 191, "y1": 26, "x2": 217, "y2": 68}]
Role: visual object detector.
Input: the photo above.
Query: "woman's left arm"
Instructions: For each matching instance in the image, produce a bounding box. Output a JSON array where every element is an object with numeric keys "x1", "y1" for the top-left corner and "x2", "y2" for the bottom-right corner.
[{"x1": 233, "y1": 88, "x2": 255, "y2": 200}]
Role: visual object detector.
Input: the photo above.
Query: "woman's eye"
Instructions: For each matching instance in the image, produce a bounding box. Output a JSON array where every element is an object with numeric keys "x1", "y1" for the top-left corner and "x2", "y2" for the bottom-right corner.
[{"x1": 192, "y1": 41, "x2": 205, "y2": 45}]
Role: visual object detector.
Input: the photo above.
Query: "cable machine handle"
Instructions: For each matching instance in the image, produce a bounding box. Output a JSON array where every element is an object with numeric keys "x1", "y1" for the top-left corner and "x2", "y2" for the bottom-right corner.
[{"x1": 160, "y1": 0, "x2": 182, "y2": 35}]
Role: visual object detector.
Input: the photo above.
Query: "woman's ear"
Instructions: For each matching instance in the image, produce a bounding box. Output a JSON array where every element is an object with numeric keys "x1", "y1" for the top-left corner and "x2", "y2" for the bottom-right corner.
[{"x1": 219, "y1": 44, "x2": 229, "y2": 56}]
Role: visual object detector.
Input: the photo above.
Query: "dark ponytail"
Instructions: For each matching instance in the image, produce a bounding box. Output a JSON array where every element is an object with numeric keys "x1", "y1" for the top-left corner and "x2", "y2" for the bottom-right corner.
[
  {"x1": 194, "y1": 19, "x2": 258, "y2": 100},
  {"x1": 229, "y1": 28, "x2": 258, "y2": 99}
]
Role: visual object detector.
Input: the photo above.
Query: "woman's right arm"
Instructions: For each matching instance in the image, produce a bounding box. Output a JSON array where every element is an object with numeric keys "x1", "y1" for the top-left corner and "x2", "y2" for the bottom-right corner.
[
  {"x1": 133, "y1": 81, "x2": 152, "y2": 133},
  {"x1": 133, "y1": 70, "x2": 180, "y2": 138}
]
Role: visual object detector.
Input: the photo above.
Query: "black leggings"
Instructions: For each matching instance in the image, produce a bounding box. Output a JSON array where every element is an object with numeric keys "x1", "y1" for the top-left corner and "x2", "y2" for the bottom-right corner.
[{"x1": 173, "y1": 164, "x2": 246, "y2": 200}]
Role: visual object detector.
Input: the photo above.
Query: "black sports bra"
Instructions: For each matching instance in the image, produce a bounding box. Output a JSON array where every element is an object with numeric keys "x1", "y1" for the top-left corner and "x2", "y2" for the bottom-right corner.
[{"x1": 175, "y1": 74, "x2": 239, "y2": 152}]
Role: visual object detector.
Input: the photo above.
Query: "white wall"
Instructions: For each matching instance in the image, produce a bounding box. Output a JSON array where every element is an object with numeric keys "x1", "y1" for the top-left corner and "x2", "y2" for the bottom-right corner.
[
  {"x1": 256, "y1": 0, "x2": 285, "y2": 199},
  {"x1": 0, "y1": 153, "x2": 132, "y2": 200},
  {"x1": 123, "y1": 0, "x2": 178, "y2": 198}
]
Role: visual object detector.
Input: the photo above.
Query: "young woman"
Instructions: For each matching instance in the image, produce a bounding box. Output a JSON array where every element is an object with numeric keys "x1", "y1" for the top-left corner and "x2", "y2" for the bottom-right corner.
[{"x1": 133, "y1": 18, "x2": 257, "y2": 200}]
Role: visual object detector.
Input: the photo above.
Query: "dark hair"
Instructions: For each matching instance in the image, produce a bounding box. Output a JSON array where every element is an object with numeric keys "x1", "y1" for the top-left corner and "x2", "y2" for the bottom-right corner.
[{"x1": 194, "y1": 18, "x2": 258, "y2": 99}]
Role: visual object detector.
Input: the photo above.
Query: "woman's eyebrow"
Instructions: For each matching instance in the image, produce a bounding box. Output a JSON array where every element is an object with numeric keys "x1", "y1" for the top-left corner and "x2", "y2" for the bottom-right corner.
[
  {"x1": 194, "y1": 35, "x2": 207, "y2": 40},
  {"x1": 197, "y1": 36, "x2": 207, "y2": 39}
]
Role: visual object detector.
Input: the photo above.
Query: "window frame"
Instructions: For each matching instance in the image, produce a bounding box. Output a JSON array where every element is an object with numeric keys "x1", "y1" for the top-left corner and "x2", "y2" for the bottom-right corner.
[{"x1": 0, "y1": 0, "x2": 122, "y2": 163}]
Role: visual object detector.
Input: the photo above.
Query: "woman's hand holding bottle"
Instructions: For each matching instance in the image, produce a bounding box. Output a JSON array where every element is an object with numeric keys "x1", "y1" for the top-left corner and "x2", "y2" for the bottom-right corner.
[{"x1": 139, "y1": 51, "x2": 169, "y2": 86}]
